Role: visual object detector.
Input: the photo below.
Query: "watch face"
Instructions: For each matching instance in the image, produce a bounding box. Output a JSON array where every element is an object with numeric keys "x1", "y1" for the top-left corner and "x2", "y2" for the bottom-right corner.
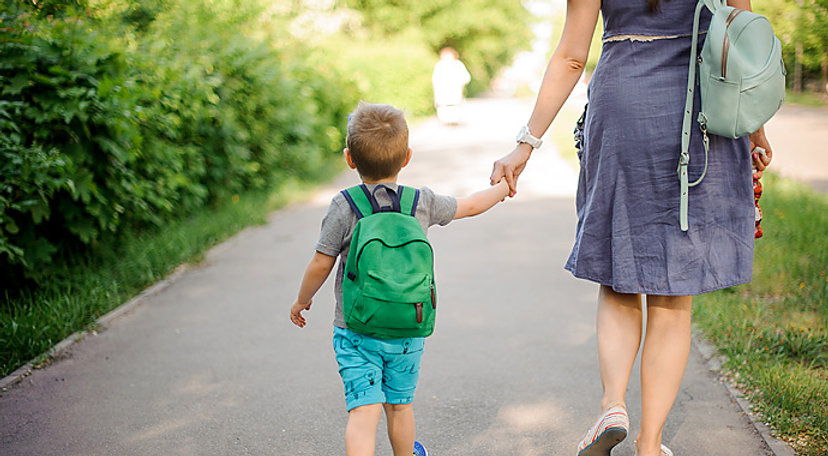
[
  {"x1": 516, "y1": 125, "x2": 541, "y2": 148},
  {"x1": 516, "y1": 125, "x2": 529, "y2": 142}
]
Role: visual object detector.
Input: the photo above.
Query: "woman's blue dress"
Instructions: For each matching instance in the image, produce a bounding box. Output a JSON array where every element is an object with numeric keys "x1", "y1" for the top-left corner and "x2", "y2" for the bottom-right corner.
[{"x1": 564, "y1": 0, "x2": 754, "y2": 295}]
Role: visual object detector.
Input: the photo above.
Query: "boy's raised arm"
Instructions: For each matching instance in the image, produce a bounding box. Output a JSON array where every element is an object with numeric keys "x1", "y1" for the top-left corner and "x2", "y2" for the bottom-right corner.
[
  {"x1": 290, "y1": 251, "x2": 337, "y2": 328},
  {"x1": 453, "y1": 180, "x2": 510, "y2": 220}
]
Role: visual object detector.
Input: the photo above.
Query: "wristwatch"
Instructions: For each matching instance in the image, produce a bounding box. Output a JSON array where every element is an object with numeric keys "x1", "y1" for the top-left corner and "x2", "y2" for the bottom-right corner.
[{"x1": 516, "y1": 125, "x2": 543, "y2": 149}]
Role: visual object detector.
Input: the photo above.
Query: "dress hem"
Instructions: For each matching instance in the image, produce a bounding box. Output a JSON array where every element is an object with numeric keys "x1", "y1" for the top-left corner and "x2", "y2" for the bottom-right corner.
[{"x1": 563, "y1": 265, "x2": 751, "y2": 296}]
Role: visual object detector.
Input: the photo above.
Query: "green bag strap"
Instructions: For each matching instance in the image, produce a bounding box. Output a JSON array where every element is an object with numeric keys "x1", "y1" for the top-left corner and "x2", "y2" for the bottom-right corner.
[
  {"x1": 679, "y1": 0, "x2": 714, "y2": 232},
  {"x1": 341, "y1": 185, "x2": 375, "y2": 219},
  {"x1": 397, "y1": 185, "x2": 420, "y2": 217}
]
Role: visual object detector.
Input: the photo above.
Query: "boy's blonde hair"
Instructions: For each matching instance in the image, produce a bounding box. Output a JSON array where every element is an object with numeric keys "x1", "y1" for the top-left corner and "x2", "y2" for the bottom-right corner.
[{"x1": 346, "y1": 102, "x2": 409, "y2": 181}]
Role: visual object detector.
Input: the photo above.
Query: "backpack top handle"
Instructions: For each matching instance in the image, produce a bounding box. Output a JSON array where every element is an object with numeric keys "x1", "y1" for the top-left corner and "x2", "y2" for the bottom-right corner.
[
  {"x1": 370, "y1": 185, "x2": 402, "y2": 213},
  {"x1": 341, "y1": 184, "x2": 420, "y2": 219}
]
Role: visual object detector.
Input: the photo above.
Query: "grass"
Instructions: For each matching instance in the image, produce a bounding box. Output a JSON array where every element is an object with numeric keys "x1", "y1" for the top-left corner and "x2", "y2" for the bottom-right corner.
[
  {"x1": 785, "y1": 89, "x2": 828, "y2": 107},
  {"x1": 0, "y1": 162, "x2": 343, "y2": 378},
  {"x1": 693, "y1": 174, "x2": 828, "y2": 456}
]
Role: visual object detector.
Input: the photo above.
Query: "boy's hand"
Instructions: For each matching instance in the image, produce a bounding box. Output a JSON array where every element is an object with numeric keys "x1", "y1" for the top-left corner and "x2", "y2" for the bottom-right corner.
[
  {"x1": 290, "y1": 299, "x2": 312, "y2": 327},
  {"x1": 491, "y1": 144, "x2": 532, "y2": 197}
]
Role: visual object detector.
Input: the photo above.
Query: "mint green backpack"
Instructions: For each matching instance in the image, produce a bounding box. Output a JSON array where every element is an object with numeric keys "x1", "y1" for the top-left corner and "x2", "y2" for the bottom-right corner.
[
  {"x1": 678, "y1": 0, "x2": 786, "y2": 231},
  {"x1": 340, "y1": 184, "x2": 436, "y2": 339}
]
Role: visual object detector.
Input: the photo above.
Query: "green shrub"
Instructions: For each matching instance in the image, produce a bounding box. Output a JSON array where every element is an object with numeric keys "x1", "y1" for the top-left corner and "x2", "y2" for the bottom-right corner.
[
  {"x1": 318, "y1": 36, "x2": 435, "y2": 116},
  {"x1": 342, "y1": 0, "x2": 532, "y2": 96},
  {"x1": 1, "y1": 14, "x2": 141, "y2": 281},
  {"x1": 0, "y1": 6, "x2": 356, "y2": 287}
]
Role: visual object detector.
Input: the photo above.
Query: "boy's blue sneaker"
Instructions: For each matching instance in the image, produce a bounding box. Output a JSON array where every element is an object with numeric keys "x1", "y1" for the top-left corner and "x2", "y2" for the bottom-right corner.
[{"x1": 413, "y1": 440, "x2": 428, "y2": 456}]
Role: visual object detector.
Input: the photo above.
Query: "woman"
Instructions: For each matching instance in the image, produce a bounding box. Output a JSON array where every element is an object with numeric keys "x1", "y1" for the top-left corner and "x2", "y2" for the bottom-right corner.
[{"x1": 490, "y1": 1, "x2": 773, "y2": 456}]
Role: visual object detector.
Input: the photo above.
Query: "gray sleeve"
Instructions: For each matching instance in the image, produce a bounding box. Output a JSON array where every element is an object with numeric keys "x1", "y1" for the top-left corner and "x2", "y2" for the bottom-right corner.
[
  {"x1": 315, "y1": 196, "x2": 350, "y2": 257},
  {"x1": 419, "y1": 186, "x2": 457, "y2": 227}
]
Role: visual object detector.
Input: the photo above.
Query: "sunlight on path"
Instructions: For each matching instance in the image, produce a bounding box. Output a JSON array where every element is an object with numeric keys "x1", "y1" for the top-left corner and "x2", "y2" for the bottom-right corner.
[{"x1": 403, "y1": 95, "x2": 581, "y2": 201}]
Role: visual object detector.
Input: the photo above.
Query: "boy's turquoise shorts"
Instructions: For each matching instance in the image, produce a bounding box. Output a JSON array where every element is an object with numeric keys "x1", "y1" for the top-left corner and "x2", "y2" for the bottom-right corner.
[{"x1": 333, "y1": 327, "x2": 425, "y2": 412}]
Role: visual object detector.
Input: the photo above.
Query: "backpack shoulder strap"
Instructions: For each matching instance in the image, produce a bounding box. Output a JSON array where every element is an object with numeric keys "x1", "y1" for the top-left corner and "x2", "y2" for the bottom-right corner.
[
  {"x1": 702, "y1": 0, "x2": 725, "y2": 12},
  {"x1": 677, "y1": 0, "x2": 712, "y2": 232},
  {"x1": 340, "y1": 184, "x2": 376, "y2": 219},
  {"x1": 397, "y1": 185, "x2": 420, "y2": 217}
]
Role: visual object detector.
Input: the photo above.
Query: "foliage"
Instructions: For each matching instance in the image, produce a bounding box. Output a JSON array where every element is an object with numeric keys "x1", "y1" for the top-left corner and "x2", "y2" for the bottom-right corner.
[
  {"x1": 0, "y1": 0, "x2": 534, "y2": 375},
  {"x1": 341, "y1": 0, "x2": 533, "y2": 96},
  {"x1": 0, "y1": 177, "x2": 338, "y2": 377},
  {"x1": 2, "y1": 0, "x2": 89, "y2": 17},
  {"x1": 316, "y1": 35, "x2": 435, "y2": 116},
  {"x1": 0, "y1": 4, "x2": 356, "y2": 287},
  {"x1": 694, "y1": 175, "x2": 828, "y2": 456},
  {"x1": 272, "y1": 0, "x2": 532, "y2": 111},
  {"x1": 755, "y1": 0, "x2": 828, "y2": 90}
]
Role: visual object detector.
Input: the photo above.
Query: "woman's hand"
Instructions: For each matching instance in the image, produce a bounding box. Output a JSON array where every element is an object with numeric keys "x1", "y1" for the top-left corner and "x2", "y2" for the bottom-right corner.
[
  {"x1": 490, "y1": 143, "x2": 533, "y2": 197},
  {"x1": 749, "y1": 126, "x2": 773, "y2": 178}
]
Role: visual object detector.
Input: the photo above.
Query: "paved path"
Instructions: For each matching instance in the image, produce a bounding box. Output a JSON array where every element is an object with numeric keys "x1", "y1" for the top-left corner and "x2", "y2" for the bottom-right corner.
[
  {"x1": 763, "y1": 104, "x2": 828, "y2": 192},
  {"x1": 0, "y1": 96, "x2": 783, "y2": 456}
]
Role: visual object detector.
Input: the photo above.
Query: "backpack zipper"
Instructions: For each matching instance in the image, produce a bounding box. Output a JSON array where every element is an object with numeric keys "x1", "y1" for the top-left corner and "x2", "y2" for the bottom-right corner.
[
  {"x1": 353, "y1": 238, "x2": 433, "y2": 266},
  {"x1": 721, "y1": 8, "x2": 744, "y2": 79},
  {"x1": 415, "y1": 302, "x2": 423, "y2": 324}
]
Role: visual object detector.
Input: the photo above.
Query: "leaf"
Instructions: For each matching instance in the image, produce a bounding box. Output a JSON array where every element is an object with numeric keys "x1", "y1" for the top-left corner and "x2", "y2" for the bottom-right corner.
[
  {"x1": 22, "y1": 236, "x2": 57, "y2": 267},
  {"x1": 29, "y1": 199, "x2": 50, "y2": 224},
  {"x1": 67, "y1": 216, "x2": 98, "y2": 244},
  {"x1": 2, "y1": 73, "x2": 31, "y2": 96},
  {"x1": 4, "y1": 219, "x2": 19, "y2": 235}
]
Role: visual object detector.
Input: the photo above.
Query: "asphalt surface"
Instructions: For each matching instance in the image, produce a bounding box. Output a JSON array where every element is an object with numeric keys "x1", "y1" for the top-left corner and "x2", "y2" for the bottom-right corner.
[
  {"x1": 763, "y1": 103, "x2": 828, "y2": 193},
  {"x1": 0, "y1": 95, "x2": 792, "y2": 456}
]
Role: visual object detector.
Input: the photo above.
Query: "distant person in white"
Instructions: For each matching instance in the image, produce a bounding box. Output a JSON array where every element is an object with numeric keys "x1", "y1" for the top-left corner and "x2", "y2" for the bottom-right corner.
[{"x1": 432, "y1": 47, "x2": 471, "y2": 124}]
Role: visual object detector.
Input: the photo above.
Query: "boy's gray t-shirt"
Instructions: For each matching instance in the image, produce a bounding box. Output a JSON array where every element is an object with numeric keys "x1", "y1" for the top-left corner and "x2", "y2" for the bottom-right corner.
[{"x1": 315, "y1": 183, "x2": 457, "y2": 328}]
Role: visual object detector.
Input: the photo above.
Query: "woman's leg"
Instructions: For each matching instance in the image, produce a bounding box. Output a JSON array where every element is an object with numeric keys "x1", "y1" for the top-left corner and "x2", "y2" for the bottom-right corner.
[
  {"x1": 383, "y1": 402, "x2": 416, "y2": 456},
  {"x1": 636, "y1": 295, "x2": 692, "y2": 456},
  {"x1": 597, "y1": 285, "x2": 644, "y2": 410},
  {"x1": 346, "y1": 403, "x2": 383, "y2": 456}
]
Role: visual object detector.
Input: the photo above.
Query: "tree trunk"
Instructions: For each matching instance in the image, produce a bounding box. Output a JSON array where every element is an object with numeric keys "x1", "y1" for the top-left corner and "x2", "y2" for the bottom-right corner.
[
  {"x1": 794, "y1": 42, "x2": 803, "y2": 93},
  {"x1": 822, "y1": 53, "x2": 828, "y2": 94}
]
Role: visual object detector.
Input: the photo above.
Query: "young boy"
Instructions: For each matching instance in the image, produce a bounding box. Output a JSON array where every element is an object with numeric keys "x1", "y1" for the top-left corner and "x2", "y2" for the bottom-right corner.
[{"x1": 289, "y1": 102, "x2": 509, "y2": 456}]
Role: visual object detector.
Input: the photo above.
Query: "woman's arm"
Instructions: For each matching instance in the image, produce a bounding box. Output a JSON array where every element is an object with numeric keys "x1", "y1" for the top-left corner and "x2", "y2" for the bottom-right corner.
[
  {"x1": 491, "y1": 0, "x2": 601, "y2": 195},
  {"x1": 727, "y1": 0, "x2": 751, "y2": 10}
]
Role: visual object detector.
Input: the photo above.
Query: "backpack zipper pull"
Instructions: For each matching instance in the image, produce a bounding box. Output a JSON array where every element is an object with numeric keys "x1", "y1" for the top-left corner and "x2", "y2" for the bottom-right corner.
[
  {"x1": 415, "y1": 302, "x2": 423, "y2": 324},
  {"x1": 431, "y1": 283, "x2": 436, "y2": 309}
]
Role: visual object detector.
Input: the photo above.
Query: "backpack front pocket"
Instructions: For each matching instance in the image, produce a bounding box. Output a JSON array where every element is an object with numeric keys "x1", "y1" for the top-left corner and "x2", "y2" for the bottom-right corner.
[
  {"x1": 736, "y1": 40, "x2": 786, "y2": 136},
  {"x1": 351, "y1": 271, "x2": 433, "y2": 330}
]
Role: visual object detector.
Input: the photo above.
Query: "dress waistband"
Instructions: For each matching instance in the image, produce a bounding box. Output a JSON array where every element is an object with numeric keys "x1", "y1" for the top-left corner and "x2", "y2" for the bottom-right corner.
[{"x1": 602, "y1": 31, "x2": 706, "y2": 43}]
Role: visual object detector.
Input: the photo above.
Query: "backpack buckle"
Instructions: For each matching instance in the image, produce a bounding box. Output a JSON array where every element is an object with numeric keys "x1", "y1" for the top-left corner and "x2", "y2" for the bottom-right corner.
[{"x1": 697, "y1": 112, "x2": 708, "y2": 131}]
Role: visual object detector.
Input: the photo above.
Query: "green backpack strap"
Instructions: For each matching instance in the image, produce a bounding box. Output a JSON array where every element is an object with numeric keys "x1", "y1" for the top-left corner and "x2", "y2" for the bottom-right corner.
[
  {"x1": 341, "y1": 184, "x2": 420, "y2": 218},
  {"x1": 341, "y1": 185, "x2": 375, "y2": 219},
  {"x1": 397, "y1": 185, "x2": 420, "y2": 217}
]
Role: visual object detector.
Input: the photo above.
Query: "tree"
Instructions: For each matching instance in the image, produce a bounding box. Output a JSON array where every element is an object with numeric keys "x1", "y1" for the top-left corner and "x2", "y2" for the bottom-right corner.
[
  {"x1": 341, "y1": 0, "x2": 533, "y2": 94},
  {"x1": 755, "y1": 0, "x2": 828, "y2": 92}
]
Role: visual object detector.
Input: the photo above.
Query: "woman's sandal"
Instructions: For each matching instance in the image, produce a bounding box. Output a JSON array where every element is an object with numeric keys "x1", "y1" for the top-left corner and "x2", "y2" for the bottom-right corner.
[{"x1": 576, "y1": 404, "x2": 629, "y2": 456}]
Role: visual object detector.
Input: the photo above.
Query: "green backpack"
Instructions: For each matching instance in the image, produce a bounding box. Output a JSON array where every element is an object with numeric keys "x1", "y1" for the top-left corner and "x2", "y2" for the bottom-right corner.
[
  {"x1": 340, "y1": 184, "x2": 436, "y2": 339},
  {"x1": 678, "y1": 0, "x2": 786, "y2": 231}
]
